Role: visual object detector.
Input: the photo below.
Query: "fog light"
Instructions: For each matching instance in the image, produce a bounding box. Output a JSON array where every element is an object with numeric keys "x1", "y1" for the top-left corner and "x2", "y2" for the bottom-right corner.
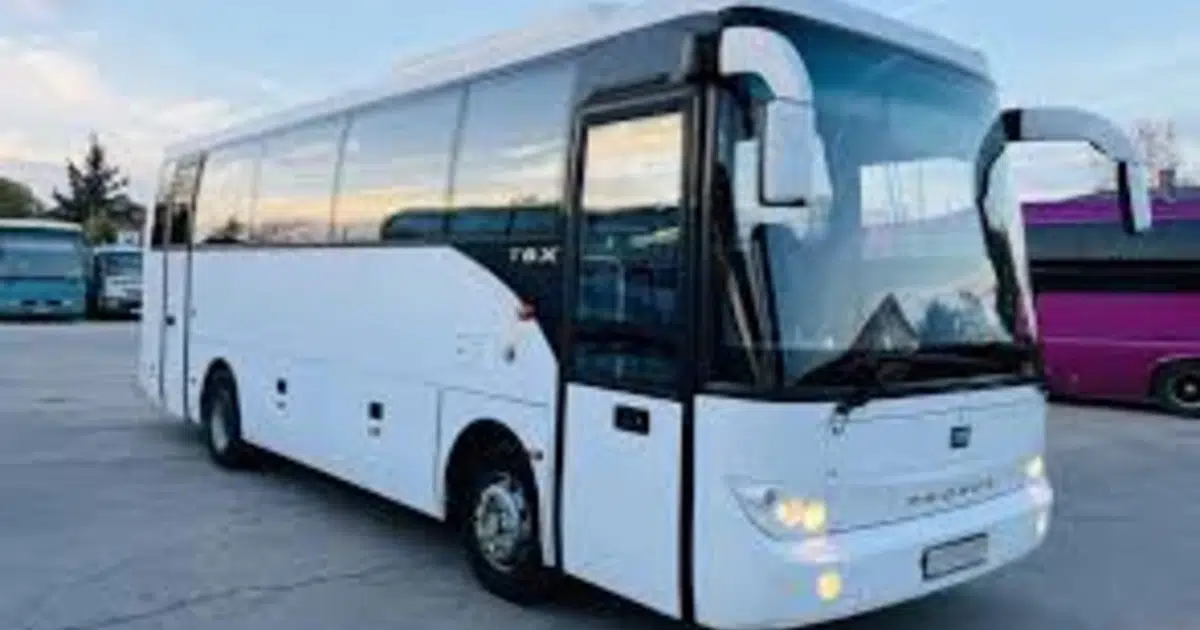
[
  {"x1": 1026, "y1": 455, "x2": 1045, "y2": 480},
  {"x1": 1035, "y1": 511, "x2": 1050, "y2": 538},
  {"x1": 816, "y1": 570, "x2": 842, "y2": 601}
]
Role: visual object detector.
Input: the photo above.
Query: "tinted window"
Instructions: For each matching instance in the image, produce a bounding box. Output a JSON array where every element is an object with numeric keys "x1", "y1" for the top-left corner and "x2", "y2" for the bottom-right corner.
[
  {"x1": 167, "y1": 159, "x2": 202, "y2": 247},
  {"x1": 149, "y1": 160, "x2": 176, "y2": 249},
  {"x1": 335, "y1": 88, "x2": 461, "y2": 243},
  {"x1": 255, "y1": 118, "x2": 345, "y2": 244},
  {"x1": 1028, "y1": 219, "x2": 1200, "y2": 262},
  {"x1": 194, "y1": 141, "x2": 261, "y2": 245},
  {"x1": 451, "y1": 59, "x2": 576, "y2": 240},
  {"x1": 571, "y1": 109, "x2": 686, "y2": 389},
  {"x1": 380, "y1": 211, "x2": 447, "y2": 242}
]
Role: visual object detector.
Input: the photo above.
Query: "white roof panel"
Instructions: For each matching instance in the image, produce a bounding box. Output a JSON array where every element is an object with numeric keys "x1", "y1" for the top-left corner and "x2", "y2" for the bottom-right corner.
[{"x1": 165, "y1": 0, "x2": 988, "y2": 159}]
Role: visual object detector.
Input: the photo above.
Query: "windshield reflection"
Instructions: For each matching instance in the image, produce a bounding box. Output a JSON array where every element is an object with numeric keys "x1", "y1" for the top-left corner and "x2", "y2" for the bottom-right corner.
[{"x1": 710, "y1": 19, "x2": 1036, "y2": 391}]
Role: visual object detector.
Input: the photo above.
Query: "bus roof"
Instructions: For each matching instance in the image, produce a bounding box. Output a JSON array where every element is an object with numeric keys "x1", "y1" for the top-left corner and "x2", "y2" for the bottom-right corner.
[
  {"x1": 164, "y1": 0, "x2": 987, "y2": 159},
  {"x1": 0, "y1": 218, "x2": 84, "y2": 233}
]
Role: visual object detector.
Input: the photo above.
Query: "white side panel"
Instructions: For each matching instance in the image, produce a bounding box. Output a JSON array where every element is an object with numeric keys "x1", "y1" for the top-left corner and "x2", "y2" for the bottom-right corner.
[
  {"x1": 561, "y1": 384, "x2": 681, "y2": 618},
  {"x1": 438, "y1": 391, "x2": 555, "y2": 538},
  {"x1": 137, "y1": 250, "x2": 164, "y2": 404},
  {"x1": 161, "y1": 250, "x2": 189, "y2": 419},
  {"x1": 350, "y1": 378, "x2": 441, "y2": 516},
  {"x1": 183, "y1": 246, "x2": 557, "y2": 517}
]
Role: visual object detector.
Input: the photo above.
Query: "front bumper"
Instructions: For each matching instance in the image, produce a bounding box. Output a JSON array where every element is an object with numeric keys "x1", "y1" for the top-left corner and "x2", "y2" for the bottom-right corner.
[{"x1": 694, "y1": 481, "x2": 1053, "y2": 630}]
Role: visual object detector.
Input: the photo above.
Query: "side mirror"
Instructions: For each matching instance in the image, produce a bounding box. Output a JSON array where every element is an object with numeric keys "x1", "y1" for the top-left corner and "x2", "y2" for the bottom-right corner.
[
  {"x1": 975, "y1": 106, "x2": 1152, "y2": 234},
  {"x1": 760, "y1": 99, "x2": 834, "y2": 209},
  {"x1": 718, "y1": 26, "x2": 833, "y2": 211}
]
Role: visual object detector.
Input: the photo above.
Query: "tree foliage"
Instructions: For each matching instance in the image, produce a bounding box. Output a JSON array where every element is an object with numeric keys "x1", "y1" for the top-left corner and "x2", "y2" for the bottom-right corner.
[
  {"x1": 51, "y1": 133, "x2": 134, "y2": 244},
  {"x1": 0, "y1": 176, "x2": 46, "y2": 218}
]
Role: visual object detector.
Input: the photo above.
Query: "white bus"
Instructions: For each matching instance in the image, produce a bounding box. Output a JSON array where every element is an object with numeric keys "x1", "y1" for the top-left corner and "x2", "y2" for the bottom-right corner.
[{"x1": 137, "y1": 1, "x2": 1152, "y2": 627}]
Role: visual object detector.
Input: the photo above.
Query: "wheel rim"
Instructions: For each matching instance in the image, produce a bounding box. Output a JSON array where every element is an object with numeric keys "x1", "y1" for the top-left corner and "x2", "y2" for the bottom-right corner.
[
  {"x1": 1168, "y1": 371, "x2": 1200, "y2": 410},
  {"x1": 471, "y1": 472, "x2": 531, "y2": 573},
  {"x1": 209, "y1": 398, "x2": 231, "y2": 453}
]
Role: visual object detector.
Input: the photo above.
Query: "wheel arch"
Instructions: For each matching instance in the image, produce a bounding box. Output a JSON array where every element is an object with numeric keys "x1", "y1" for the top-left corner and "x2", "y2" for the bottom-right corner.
[
  {"x1": 1147, "y1": 355, "x2": 1200, "y2": 397},
  {"x1": 443, "y1": 418, "x2": 536, "y2": 525}
]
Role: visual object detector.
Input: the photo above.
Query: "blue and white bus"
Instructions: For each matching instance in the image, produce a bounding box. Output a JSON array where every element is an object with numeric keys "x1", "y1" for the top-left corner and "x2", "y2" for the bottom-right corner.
[
  {"x1": 0, "y1": 218, "x2": 89, "y2": 320},
  {"x1": 137, "y1": 1, "x2": 1152, "y2": 627}
]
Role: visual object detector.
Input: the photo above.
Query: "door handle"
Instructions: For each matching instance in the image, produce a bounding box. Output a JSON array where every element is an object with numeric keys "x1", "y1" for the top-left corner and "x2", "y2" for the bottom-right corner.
[
  {"x1": 614, "y1": 405, "x2": 650, "y2": 435},
  {"x1": 164, "y1": 314, "x2": 176, "y2": 326}
]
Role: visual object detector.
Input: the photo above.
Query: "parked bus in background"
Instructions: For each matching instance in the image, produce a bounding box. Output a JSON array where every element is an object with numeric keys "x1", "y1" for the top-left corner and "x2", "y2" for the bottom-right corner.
[
  {"x1": 1025, "y1": 181, "x2": 1200, "y2": 418},
  {"x1": 136, "y1": 1, "x2": 1154, "y2": 627},
  {"x1": 89, "y1": 244, "x2": 144, "y2": 319},
  {"x1": 0, "y1": 218, "x2": 89, "y2": 320}
]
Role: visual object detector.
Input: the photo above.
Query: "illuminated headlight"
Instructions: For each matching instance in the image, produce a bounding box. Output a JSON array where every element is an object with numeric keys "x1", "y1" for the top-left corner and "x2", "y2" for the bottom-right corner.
[
  {"x1": 730, "y1": 481, "x2": 827, "y2": 538},
  {"x1": 1026, "y1": 455, "x2": 1045, "y2": 481}
]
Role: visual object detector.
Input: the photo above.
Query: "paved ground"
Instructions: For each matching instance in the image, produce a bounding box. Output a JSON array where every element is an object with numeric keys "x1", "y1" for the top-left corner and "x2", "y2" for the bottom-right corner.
[{"x1": 0, "y1": 322, "x2": 1196, "y2": 630}]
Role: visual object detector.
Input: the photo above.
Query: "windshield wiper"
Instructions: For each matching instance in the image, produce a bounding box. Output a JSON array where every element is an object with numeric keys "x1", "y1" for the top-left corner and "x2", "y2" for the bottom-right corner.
[{"x1": 803, "y1": 351, "x2": 911, "y2": 416}]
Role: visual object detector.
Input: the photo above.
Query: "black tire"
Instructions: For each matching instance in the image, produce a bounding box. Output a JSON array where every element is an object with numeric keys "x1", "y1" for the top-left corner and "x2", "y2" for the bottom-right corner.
[
  {"x1": 1153, "y1": 361, "x2": 1200, "y2": 419},
  {"x1": 200, "y1": 371, "x2": 257, "y2": 469},
  {"x1": 459, "y1": 443, "x2": 558, "y2": 605}
]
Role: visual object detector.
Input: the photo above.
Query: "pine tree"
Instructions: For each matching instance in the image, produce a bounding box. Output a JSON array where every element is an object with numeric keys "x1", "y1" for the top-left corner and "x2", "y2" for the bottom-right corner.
[{"x1": 51, "y1": 133, "x2": 131, "y2": 244}]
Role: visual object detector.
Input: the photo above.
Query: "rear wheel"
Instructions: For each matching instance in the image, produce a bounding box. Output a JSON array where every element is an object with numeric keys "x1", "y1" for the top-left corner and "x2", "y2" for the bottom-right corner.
[
  {"x1": 1153, "y1": 361, "x2": 1200, "y2": 419},
  {"x1": 200, "y1": 371, "x2": 257, "y2": 469},
  {"x1": 459, "y1": 444, "x2": 557, "y2": 605}
]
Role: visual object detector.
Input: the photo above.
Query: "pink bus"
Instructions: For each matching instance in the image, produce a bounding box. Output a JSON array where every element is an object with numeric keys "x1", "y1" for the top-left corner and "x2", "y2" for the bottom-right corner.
[{"x1": 1023, "y1": 188, "x2": 1200, "y2": 418}]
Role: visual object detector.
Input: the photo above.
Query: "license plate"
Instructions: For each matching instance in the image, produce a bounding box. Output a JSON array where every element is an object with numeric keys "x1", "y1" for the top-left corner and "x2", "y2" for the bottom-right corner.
[{"x1": 922, "y1": 533, "x2": 988, "y2": 580}]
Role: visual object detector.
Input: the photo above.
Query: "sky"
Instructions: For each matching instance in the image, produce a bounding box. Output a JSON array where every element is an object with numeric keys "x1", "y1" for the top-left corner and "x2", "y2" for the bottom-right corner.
[{"x1": 1, "y1": 0, "x2": 1198, "y2": 205}]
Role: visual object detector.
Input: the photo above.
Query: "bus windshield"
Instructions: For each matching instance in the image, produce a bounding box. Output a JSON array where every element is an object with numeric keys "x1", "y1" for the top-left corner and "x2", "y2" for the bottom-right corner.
[
  {"x1": 713, "y1": 19, "x2": 1036, "y2": 391},
  {"x1": 0, "y1": 230, "x2": 87, "y2": 279}
]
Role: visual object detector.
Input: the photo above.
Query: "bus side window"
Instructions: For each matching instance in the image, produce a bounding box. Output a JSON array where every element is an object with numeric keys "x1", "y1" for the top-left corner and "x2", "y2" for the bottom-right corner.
[
  {"x1": 254, "y1": 119, "x2": 344, "y2": 245},
  {"x1": 149, "y1": 160, "x2": 177, "y2": 249},
  {"x1": 449, "y1": 58, "x2": 576, "y2": 241},
  {"x1": 167, "y1": 159, "x2": 202, "y2": 248},
  {"x1": 150, "y1": 202, "x2": 170, "y2": 249},
  {"x1": 194, "y1": 141, "x2": 261, "y2": 246},
  {"x1": 334, "y1": 88, "x2": 462, "y2": 244}
]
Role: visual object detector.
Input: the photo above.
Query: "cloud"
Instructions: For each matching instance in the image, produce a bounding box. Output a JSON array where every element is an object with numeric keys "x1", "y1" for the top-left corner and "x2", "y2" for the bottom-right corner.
[
  {"x1": 0, "y1": 35, "x2": 256, "y2": 202},
  {"x1": 5, "y1": 0, "x2": 66, "y2": 21}
]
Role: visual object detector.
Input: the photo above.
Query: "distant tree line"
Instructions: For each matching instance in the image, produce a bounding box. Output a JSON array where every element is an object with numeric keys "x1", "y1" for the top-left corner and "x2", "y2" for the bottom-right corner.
[{"x1": 0, "y1": 134, "x2": 146, "y2": 244}]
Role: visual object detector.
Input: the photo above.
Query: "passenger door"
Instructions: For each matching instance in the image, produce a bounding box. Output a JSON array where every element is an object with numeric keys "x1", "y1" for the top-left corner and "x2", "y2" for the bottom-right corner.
[
  {"x1": 139, "y1": 163, "x2": 173, "y2": 403},
  {"x1": 160, "y1": 157, "x2": 202, "y2": 419},
  {"x1": 559, "y1": 90, "x2": 698, "y2": 618}
]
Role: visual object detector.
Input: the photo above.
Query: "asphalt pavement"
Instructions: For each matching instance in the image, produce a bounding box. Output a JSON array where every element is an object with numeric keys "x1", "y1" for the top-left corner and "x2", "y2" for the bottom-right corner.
[{"x1": 1, "y1": 322, "x2": 1196, "y2": 630}]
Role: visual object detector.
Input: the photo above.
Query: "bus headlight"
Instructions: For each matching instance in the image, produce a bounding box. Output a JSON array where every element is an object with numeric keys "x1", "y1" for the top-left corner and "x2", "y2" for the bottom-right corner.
[{"x1": 731, "y1": 482, "x2": 827, "y2": 538}]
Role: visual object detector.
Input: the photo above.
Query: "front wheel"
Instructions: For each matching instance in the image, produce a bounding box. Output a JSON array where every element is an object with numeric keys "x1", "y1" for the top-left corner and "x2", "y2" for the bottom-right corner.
[
  {"x1": 1153, "y1": 361, "x2": 1200, "y2": 419},
  {"x1": 461, "y1": 450, "x2": 558, "y2": 605}
]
